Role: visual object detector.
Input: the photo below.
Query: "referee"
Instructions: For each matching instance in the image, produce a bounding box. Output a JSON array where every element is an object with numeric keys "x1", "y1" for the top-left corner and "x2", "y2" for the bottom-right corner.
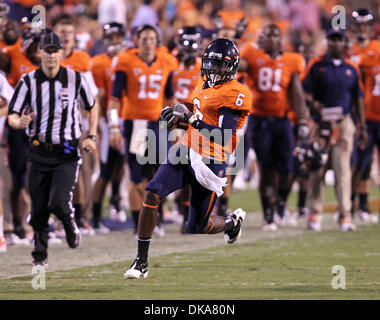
[{"x1": 7, "y1": 32, "x2": 99, "y2": 266}]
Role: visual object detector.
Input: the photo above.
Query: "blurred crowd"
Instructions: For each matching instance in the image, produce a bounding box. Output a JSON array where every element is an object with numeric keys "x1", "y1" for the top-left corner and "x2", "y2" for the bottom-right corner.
[{"x1": 3, "y1": 0, "x2": 380, "y2": 60}]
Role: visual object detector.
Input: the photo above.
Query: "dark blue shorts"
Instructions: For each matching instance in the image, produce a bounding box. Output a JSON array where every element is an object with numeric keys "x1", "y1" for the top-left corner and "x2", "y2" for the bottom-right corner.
[
  {"x1": 7, "y1": 126, "x2": 30, "y2": 189},
  {"x1": 123, "y1": 120, "x2": 165, "y2": 184},
  {"x1": 247, "y1": 115, "x2": 294, "y2": 175},
  {"x1": 146, "y1": 146, "x2": 227, "y2": 234},
  {"x1": 356, "y1": 120, "x2": 380, "y2": 172},
  {"x1": 100, "y1": 147, "x2": 124, "y2": 181}
]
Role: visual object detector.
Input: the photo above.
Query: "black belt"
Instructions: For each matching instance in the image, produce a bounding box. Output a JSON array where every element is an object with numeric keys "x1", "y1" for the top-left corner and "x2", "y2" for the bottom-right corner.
[{"x1": 31, "y1": 139, "x2": 78, "y2": 153}]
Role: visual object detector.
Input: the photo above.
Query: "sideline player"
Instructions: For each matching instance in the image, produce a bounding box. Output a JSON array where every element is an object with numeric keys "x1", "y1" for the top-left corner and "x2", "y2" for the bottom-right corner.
[
  {"x1": 172, "y1": 26, "x2": 202, "y2": 232},
  {"x1": 0, "y1": 26, "x2": 41, "y2": 242},
  {"x1": 124, "y1": 38, "x2": 252, "y2": 279},
  {"x1": 91, "y1": 22, "x2": 127, "y2": 227},
  {"x1": 240, "y1": 24, "x2": 309, "y2": 230},
  {"x1": 346, "y1": 8, "x2": 380, "y2": 221},
  {"x1": 108, "y1": 25, "x2": 177, "y2": 234}
]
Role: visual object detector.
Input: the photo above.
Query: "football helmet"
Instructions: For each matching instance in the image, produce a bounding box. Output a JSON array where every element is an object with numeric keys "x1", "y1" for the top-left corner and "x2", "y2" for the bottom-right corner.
[
  {"x1": 176, "y1": 26, "x2": 202, "y2": 62},
  {"x1": 201, "y1": 38, "x2": 239, "y2": 87},
  {"x1": 293, "y1": 141, "x2": 327, "y2": 173},
  {"x1": 352, "y1": 8, "x2": 374, "y2": 24},
  {"x1": 103, "y1": 22, "x2": 126, "y2": 56},
  {"x1": 21, "y1": 27, "x2": 43, "y2": 51}
]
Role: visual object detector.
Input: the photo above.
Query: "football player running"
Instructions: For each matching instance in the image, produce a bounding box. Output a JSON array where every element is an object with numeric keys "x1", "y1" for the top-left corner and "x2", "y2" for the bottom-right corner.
[{"x1": 124, "y1": 38, "x2": 252, "y2": 279}]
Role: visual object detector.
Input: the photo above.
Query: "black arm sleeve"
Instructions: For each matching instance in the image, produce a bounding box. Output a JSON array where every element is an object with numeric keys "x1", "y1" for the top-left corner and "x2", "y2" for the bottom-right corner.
[
  {"x1": 164, "y1": 72, "x2": 174, "y2": 99},
  {"x1": 191, "y1": 107, "x2": 241, "y2": 146},
  {"x1": 111, "y1": 71, "x2": 127, "y2": 99}
]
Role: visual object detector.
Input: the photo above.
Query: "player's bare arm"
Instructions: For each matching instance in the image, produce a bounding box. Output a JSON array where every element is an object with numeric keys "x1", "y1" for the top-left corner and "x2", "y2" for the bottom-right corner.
[
  {"x1": 290, "y1": 72, "x2": 310, "y2": 140},
  {"x1": 107, "y1": 98, "x2": 122, "y2": 150},
  {"x1": 354, "y1": 97, "x2": 368, "y2": 149}
]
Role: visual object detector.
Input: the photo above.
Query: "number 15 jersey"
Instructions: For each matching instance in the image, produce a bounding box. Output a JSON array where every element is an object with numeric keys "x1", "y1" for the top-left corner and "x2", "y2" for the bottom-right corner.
[
  {"x1": 241, "y1": 46, "x2": 304, "y2": 117},
  {"x1": 112, "y1": 51, "x2": 177, "y2": 120}
]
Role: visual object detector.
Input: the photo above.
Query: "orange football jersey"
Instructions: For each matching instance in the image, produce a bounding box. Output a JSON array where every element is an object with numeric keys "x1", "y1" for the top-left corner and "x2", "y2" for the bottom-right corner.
[
  {"x1": 217, "y1": 9, "x2": 245, "y2": 28},
  {"x1": 173, "y1": 60, "x2": 200, "y2": 103},
  {"x1": 2, "y1": 44, "x2": 38, "y2": 87},
  {"x1": 241, "y1": 46, "x2": 304, "y2": 117},
  {"x1": 113, "y1": 51, "x2": 177, "y2": 120},
  {"x1": 363, "y1": 61, "x2": 380, "y2": 122},
  {"x1": 346, "y1": 40, "x2": 380, "y2": 68},
  {"x1": 61, "y1": 49, "x2": 91, "y2": 72},
  {"x1": 181, "y1": 78, "x2": 252, "y2": 162},
  {"x1": 91, "y1": 53, "x2": 113, "y2": 102},
  {"x1": 91, "y1": 52, "x2": 128, "y2": 116}
]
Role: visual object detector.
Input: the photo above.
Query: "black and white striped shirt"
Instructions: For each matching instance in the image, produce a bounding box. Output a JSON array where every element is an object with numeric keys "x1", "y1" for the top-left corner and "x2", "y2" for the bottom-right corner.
[{"x1": 8, "y1": 66, "x2": 95, "y2": 144}]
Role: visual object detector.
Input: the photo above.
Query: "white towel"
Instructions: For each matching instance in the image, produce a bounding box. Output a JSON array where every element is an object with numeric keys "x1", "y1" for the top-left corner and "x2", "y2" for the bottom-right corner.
[
  {"x1": 189, "y1": 149, "x2": 227, "y2": 197},
  {"x1": 129, "y1": 120, "x2": 148, "y2": 156}
]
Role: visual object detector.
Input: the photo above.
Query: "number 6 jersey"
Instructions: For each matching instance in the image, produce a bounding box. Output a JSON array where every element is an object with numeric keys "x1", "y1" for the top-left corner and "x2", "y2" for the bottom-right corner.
[
  {"x1": 112, "y1": 51, "x2": 178, "y2": 120},
  {"x1": 181, "y1": 78, "x2": 252, "y2": 162},
  {"x1": 241, "y1": 46, "x2": 304, "y2": 117}
]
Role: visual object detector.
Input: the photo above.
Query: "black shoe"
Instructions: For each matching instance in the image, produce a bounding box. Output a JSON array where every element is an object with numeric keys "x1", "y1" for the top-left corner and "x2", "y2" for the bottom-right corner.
[
  {"x1": 124, "y1": 257, "x2": 149, "y2": 279},
  {"x1": 32, "y1": 259, "x2": 48, "y2": 267},
  {"x1": 63, "y1": 219, "x2": 81, "y2": 248},
  {"x1": 181, "y1": 223, "x2": 190, "y2": 234},
  {"x1": 276, "y1": 200, "x2": 286, "y2": 218}
]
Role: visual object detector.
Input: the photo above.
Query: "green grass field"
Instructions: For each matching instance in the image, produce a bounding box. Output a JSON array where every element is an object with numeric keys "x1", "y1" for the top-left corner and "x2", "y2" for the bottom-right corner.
[{"x1": 1, "y1": 186, "x2": 380, "y2": 300}]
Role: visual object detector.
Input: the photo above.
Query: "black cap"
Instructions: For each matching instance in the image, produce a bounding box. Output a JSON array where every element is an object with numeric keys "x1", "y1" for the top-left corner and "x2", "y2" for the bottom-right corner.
[
  {"x1": 39, "y1": 32, "x2": 62, "y2": 50},
  {"x1": 327, "y1": 28, "x2": 346, "y2": 39}
]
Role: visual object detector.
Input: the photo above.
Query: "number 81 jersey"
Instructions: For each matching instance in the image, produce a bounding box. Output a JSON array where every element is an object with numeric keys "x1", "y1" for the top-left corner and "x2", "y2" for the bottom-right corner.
[
  {"x1": 241, "y1": 46, "x2": 304, "y2": 117},
  {"x1": 182, "y1": 78, "x2": 252, "y2": 162}
]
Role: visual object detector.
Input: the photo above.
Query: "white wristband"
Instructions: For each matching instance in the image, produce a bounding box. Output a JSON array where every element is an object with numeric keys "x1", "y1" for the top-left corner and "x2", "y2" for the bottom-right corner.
[{"x1": 107, "y1": 109, "x2": 119, "y2": 127}]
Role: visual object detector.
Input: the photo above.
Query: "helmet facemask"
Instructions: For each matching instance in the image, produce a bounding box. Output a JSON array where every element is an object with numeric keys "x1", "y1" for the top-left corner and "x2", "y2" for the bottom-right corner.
[{"x1": 201, "y1": 57, "x2": 236, "y2": 87}]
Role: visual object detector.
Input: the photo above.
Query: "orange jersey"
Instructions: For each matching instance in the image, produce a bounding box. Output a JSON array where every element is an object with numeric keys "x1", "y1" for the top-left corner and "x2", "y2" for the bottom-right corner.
[
  {"x1": 363, "y1": 62, "x2": 380, "y2": 122},
  {"x1": 346, "y1": 40, "x2": 380, "y2": 68},
  {"x1": 217, "y1": 9, "x2": 245, "y2": 28},
  {"x1": 61, "y1": 50, "x2": 91, "y2": 72},
  {"x1": 241, "y1": 47, "x2": 304, "y2": 117},
  {"x1": 91, "y1": 52, "x2": 128, "y2": 116},
  {"x1": 173, "y1": 60, "x2": 200, "y2": 103},
  {"x1": 129, "y1": 46, "x2": 169, "y2": 55},
  {"x1": 2, "y1": 44, "x2": 38, "y2": 87},
  {"x1": 91, "y1": 53, "x2": 113, "y2": 101},
  {"x1": 1, "y1": 38, "x2": 21, "y2": 50},
  {"x1": 182, "y1": 78, "x2": 252, "y2": 161},
  {"x1": 113, "y1": 51, "x2": 177, "y2": 120}
]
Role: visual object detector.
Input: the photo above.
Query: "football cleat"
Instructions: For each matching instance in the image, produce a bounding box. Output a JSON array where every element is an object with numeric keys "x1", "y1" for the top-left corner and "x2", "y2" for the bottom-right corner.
[
  {"x1": 32, "y1": 259, "x2": 48, "y2": 268},
  {"x1": 357, "y1": 210, "x2": 379, "y2": 223},
  {"x1": 307, "y1": 213, "x2": 322, "y2": 232},
  {"x1": 124, "y1": 258, "x2": 149, "y2": 279},
  {"x1": 153, "y1": 225, "x2": 165, "y2": 237},
  {"x1": 340, "y1": 219, "x2": 356, "y2": 232},
  {"x1": 224, "y1": 208, "x2": 246, "y2": 244},
  {"x1": 94, "y1": 222, "x2": 110, "y2": 234},
  {"x1": 0, "y1": 235, "x2": 7, "y2": 252},
  {"x1": 262, "y1": 222, "x2": 277, "y2": 231}
]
